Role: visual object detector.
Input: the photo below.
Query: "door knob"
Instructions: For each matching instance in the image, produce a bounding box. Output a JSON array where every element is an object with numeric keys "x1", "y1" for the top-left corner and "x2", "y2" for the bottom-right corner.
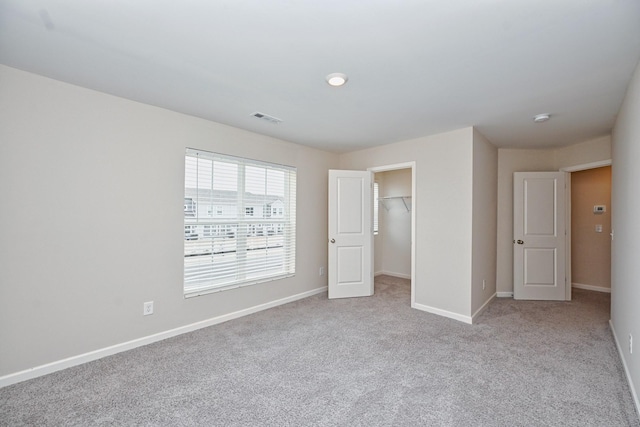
[
  {"x1": 330, "y1": 239, "x2": 335, "y2": 243},
  {"x1": 517, "y1": 240, "x2": 524, "y2": 245}
]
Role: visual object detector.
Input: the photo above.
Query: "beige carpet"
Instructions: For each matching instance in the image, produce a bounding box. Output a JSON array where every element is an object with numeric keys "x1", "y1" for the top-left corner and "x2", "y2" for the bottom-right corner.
[{"x1": 1, "y1": 275, "x2": 638, "y2": 426}]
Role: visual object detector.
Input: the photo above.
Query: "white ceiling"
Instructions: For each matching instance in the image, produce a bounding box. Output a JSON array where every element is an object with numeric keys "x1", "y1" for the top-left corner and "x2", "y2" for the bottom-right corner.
[{"x1": 1, "y1": 0, "x2": 639, "y2": 153}]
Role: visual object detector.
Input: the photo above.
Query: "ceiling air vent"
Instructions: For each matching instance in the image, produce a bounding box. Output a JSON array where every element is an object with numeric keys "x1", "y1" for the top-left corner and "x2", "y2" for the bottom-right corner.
[{"x1": 251, "y1": 111, "x2": 283, "y2": 124}]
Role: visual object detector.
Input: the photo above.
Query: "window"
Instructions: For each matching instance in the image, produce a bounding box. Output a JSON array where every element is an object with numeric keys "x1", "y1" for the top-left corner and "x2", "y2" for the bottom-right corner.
[
  {"x1": 373, "y1": 182, "x2": 379, "y2": 235},
  {"x1": 184, "y1": 148, "x2": 296, "y2": 297}
]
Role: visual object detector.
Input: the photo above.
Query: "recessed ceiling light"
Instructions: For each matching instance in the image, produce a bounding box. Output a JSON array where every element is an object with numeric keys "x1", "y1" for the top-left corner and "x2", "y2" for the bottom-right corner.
[
  {"x1": 533, "y1": 113, "x2": 550, "y2": 123},
  {"x1": 326, "y1": 73, "x2": 348, "y2": 87}
]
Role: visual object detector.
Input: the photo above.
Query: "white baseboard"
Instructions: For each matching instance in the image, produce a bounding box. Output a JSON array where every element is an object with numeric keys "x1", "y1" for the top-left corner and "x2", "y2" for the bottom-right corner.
[
  {"x1": 497, "y1": 292, "x2": 514, "y2": 298},
  {"x1": 471, "y1": 293, "x2": 496, "y2": 323},
  {"x1": 0, "y1": 286, "x2": 327, "y2": 389},
  {"x1": 609, "y1": 320, "x2": 640, "y2": 416},
  {"x1": 572, "y1": 283, "x2": 611, "y2": 293},
  {"x1": 412, "y1": 302, "x2": 472, "y2": 324},
  {"x1": 375, "y1": 270, "x2": 411, "y2": 280}
]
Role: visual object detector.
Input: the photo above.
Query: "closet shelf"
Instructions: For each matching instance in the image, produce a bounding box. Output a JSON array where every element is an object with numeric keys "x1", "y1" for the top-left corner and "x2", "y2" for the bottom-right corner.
[{"x1": 379, "y1": 196, "x2": 411, "y2": 211}]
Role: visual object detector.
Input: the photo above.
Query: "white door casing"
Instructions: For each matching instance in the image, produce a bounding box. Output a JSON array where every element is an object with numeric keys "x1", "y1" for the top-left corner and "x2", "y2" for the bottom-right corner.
[
  {"x1": 328, "y1": 170, "x2": 373, "y2": 299},
  {"x1": 513, "y1": 172, "x2": 567, "y2": 300}
]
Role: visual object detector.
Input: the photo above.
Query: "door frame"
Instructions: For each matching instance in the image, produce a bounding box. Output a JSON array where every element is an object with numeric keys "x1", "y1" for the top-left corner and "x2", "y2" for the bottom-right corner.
[
  {"x1": 560, "y1": 159, "x2": 612, "y2": 300},
  {"x1": 368, "y1": 162, "x2": 416, "y2": 307}
]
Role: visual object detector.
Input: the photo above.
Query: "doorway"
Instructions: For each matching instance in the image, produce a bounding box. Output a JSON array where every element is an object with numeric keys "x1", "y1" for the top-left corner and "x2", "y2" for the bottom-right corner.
[
  {"x1": 369, "y1": 162, "x2": 416, "y2": 306},
  {"x1": 561, "y1": 160, "x2": 613, "y2": 298},
  {"x1": 570, "y1": 166, "x2": 612, "y2": 294},
  {"x1": 512, "y1": 162, "x2": 612, "y2": 300}
]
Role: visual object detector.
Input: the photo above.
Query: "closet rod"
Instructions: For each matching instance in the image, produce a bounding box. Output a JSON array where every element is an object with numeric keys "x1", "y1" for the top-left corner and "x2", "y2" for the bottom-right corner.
[{"x1": 379, "y1": 196, "x2": 411, "y2": 211}]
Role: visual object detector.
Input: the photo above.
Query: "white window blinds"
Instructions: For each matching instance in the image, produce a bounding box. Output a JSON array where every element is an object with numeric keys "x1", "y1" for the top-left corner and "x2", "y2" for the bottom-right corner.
[
  {"x1": 184, "y1": 148, "x2": 296, "y2": 297},
  {"x1": 373, "y1": 182, "x2": 379, "y2": 235}
]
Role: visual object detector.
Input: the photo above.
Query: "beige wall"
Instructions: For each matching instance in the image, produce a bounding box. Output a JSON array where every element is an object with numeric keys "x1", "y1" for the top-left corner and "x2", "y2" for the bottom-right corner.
[
  {"x1": 471, "y1": 130, "x2": 498, "y2": 315},
  {"x1": 340, "y1": 128, "x2": 475, "y2": 320},
  {"x1": 340, "y1": 127, "x2": 497, "y2": 322},
  {"x1": 554, "y1": 135, "x2": 611, "y2": 170},
  {"x1": 611, "y1": 58, "x2": 640, "y2": 411},
  {"x1": 496, "y1": 136, "x2": 612, "y2": 295},
  {"x1": 0, "y1": 65, "x2": 339, "y2": 378},
  {"x1": 375, "y1": 169, "x2": 412, "y2": 278},
  {"x1": 571, "y1": 167, "x2": 611, "y2": 290}
]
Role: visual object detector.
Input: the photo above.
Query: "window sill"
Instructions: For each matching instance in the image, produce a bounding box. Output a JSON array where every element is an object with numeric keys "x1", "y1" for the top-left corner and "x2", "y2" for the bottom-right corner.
[{"x1": 184, "y1": 273, "x2": 295, "y2": 298}]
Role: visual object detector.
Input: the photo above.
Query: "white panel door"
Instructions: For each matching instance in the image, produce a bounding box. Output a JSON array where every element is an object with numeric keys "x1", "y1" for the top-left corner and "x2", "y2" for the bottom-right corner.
[
  {"x1": 514, "y1": 172, "x2": 566, "y2": 300},
  {"x1": 328, "y1": 170, "x2": 373, "y2": 299}
]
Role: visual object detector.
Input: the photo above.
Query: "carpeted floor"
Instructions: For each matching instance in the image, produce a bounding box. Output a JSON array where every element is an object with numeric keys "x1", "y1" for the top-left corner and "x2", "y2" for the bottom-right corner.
[{"x1": 1, "y1": 276, "x2": 638, "y2": 426}]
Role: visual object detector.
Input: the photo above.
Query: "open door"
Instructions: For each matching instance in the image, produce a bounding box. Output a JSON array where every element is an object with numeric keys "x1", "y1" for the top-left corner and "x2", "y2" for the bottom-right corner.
[
  {"x1": 328, "y1": 170, "x2": 373, "y2": 299},
  {"x1": 513, "y1": 172, "x2": 567, "y2": 300}
]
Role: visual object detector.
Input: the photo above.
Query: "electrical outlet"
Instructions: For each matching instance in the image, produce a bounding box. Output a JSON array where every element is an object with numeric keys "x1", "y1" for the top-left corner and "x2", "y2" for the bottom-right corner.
[
  {"x1": 482, "y1": 279, "x2": 486, "y2": 290},
  {"x1": 319, "y1": 266, "x2": 325, "y2": 276},
  {"x1": 143, "y1": 301, "x2": 154, "y2": 316},
  {"x1": 630, "y1": 334, "x2": 633, "y2": 354}
]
